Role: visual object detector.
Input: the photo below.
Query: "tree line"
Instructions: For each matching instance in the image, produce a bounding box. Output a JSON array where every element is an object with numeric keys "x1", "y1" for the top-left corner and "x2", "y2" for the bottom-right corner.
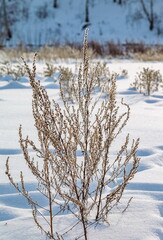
[{"x1": 0, "y1": 0, "x2": 158, "y2": 43}]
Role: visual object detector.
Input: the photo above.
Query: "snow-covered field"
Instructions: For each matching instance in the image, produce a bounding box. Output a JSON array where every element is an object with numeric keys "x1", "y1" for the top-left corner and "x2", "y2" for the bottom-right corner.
[{"x1": 0, "y1": 60, "x2": 163, "y2": 240}]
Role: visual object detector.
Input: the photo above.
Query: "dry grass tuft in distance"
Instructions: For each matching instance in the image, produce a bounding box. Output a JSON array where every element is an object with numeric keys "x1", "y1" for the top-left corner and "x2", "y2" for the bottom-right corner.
[
  {"x1": 0, "y1": 61, "x2": 27, "y2": 80},
  {"x1": 44, "y1": 63, "x2": 58, "y2": 77},
  {"x1": 0, "y1": 45, "x2": 94, "y2": 62},
  {"x1": 1, "y1": 41, "x2": 163, "y2": 62},
  {"x1": 132, "y1": 67, "x2": 163, "y2": 95},
  {"x1": 6, "y1": 30, "x2": 140, "y2": 240},
  {"x1": 135, "y1": 50, "x2": 163, "y2": 61}
]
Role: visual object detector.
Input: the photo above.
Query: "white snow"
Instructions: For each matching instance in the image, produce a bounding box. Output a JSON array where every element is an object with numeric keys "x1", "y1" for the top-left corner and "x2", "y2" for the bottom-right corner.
[{"x1": 0, "y1": 60, "x2": 163, "y2": 240}]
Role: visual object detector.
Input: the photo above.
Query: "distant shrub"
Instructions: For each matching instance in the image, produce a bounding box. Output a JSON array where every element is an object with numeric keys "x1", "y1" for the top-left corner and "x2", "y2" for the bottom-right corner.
[
  {"x1": 135, "y1": 48, "x2": 163, "y2": 61},
  {"x1": 44, "y1": 63, "x2": 58, "y2": 77},
  {"x1": 2, "y1": 41, "x2": 163, "y2": 61},
  {"x1": 132, "y1": 68, "x2": 163, "y2": 95},
  {"x1": 94, "y1": 62, "x2": 118, "y2": 91},
  {"x1": 0, "y1": 62, "x2": 26, "y2": 81},
  {"x1": 13, "y1": 64, "x2": 27, "y2": 80},
  {"x1": 58, "y1": 62, "x2": 118, "y2": 101},
  {"x1": 125, "y1": 41, "x2": 148, "y2": 55},
  {"x1": 58, "y1": 66, "x2": 74, "y2": 101},
  {"x1": 106, "y1": 41, "x2": 123, "y2": 56},
  {"x1": 116, "y1": 69, "x2": 128, "y2": 80},
  {"x1": 88, "y1": 40, "x2": 104, "y2": 56},
  {"x1": 0, "y1": 62, "x2": 13, "y2": 76},
  {"x1": 121, "y1": 69, "x2": 128, "y2": 77}
]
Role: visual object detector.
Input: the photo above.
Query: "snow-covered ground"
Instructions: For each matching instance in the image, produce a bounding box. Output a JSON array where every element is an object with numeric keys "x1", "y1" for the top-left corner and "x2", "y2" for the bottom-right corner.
[{"x1": 0, "y1": 60, "x2": 163, "y2": 239}]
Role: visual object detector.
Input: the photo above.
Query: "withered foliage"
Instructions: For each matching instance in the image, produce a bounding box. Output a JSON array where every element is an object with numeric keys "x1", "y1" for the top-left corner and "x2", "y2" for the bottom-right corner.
[
  {"x1": 132, "y1": 67, "x2": 162, "y2": 95},
  {"x1": 6, "y1": 30, "x2": 140, "y2": 240}
]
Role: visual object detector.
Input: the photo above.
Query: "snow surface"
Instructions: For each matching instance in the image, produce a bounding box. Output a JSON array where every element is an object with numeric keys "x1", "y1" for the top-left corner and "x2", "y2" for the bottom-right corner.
[
  {"x1": 5, "y1": 0, "x2": 163, "y2": 47},
  {"x1": 0, "y1": 60, "x2": 163, "y2": 239}
]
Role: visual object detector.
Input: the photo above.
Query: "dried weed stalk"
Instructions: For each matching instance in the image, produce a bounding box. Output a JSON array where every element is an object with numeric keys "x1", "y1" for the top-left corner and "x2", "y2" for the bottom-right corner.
[
  {"x1": 44, "y1": 63, "x2": 58, "y2": 77},
  {"x1": 132, "y1": 67, "x2": 162, "y2": 95},
  {"x1": 6, "y1": 30, "x2": 140, "y2": 240}
]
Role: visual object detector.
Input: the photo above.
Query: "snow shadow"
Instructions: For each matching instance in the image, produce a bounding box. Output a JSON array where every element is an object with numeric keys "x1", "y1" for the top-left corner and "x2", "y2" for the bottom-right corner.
[
  {"x1": 18, "y1": 77, "x2": 29, "y2": 83},
  {"x1": 44, "y1": 77, "x2": 56, "y2": 82},
  {"x1": 126, "y1": 182, "x2": 163, "y2": 192},
  {"x1": 0, "y1": 207, "x2": 19, "y2": 221},
  {"x1": 0, "y1": 81, "x2": 30, "y2": 90},
  {"x1": 144, "y1": 99, "x2": 160, "y2": 104},
  {"x1": 0, "y1": 191, "x2": 48, "y2": 209},
  {"x1": 136, "y1": 148, "x2": 155, "y2": 157},
  {"x1": 0, "y1": 148, "x2": 22, "y2": 155},
  {"x1": 156, "y1": 146, "x2": 163, "y2": 151},
  {"x1": 0, "y1": 183, "x2": 38, "y2": 195},
  {"x1": 42, "y1": 202, "x2": 75, "y2": 216},
  {"x1": 152, "y1": 94, "x2": 163, "y2": 99},
  {"x1": 156, "y1": 231, "x2": 163, "y2": 239},
  {"x1": 116, "y1": 75, "x2": 127, "y2": 80},
  {"x1": 44, "y1": 83, "x2": 60, "y2": 89},
  {"x1": 137, "y1": 164, "x2": 150, "y2": 172},
  {"x1": 118, "y1": 89, "x2": 139, "y2": 95}
]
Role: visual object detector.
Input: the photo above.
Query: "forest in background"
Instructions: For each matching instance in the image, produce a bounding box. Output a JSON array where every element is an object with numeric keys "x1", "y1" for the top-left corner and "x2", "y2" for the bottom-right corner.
[{"x1": 0, "y1": 0, "x2": 163, "y2": 48}]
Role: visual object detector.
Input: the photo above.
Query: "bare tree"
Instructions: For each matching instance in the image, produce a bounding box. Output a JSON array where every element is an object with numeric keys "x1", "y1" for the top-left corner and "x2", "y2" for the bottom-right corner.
[
  {"x1": 0, "y1": 0, "x2": 20, "y2": 41},
  {"x1": 113, "y1": 0, "x2": 123, "y2": 4},
  {"x1": 53, "y1": 0, "x2": 58, "y2": 8},
  {"x1": 85, "y1": 0, "x2": 89, "y2": 22},
  {"x1": 2, "y1": 0, "x2": 12, "y2": 40},
  {"x1": 82, "y1": 0, "x2": 90, "y2": 30},
  {"x1": 140, "y1": 0, "x2": 154, "y2": 31}
]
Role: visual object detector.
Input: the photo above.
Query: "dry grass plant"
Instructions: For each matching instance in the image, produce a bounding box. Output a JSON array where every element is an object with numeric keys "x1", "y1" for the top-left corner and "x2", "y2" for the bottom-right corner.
[
  {"x1": 135, "y1": 50, "x2": 163, "y2": 61},
  {"x1": 106, "y1": 41, "x2": 124, "y2": 57},
  {"x1": 0, "y1": 48, "x2": 34, "y2": 62},
  {"x1": 93, "y1": 62, "x2": 118, "y2": 91},
  {"x1": 1, "y1": 42, "x2": 163, "y2": 62},
  {"x1": 121, "y1": 69, "x2": 128, "y2": 77},
  {"x1": 132, "y1": 67, "x2": 163, "y2": 95},
  {"x1": 125, "y1": 41, "x2": 148, "y2": 55},
  {"x1": 6, "y1": 30, "x2": 140, "y2": 240},
  {"x1": 58, "y1": 61, "x2": 118, "y2": 102},
  {"x1": 0, "y1": 61, "x2": 13, "y2": 76},
  {"x1": 88, "y1": 41, "x2": 104, "y2": 56},
  {"x1": 44, "y1": 63, "x2": 58, "y2": 77},
  {"x1": 0, "y1": 62, "x2": 26, "y2": 80},
  {"x1": 38, "y1": 45, "x2": 94, "y2": 61},
  {"x1": 0, "y1": 46, "x2": 94, "y2": 62}
]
